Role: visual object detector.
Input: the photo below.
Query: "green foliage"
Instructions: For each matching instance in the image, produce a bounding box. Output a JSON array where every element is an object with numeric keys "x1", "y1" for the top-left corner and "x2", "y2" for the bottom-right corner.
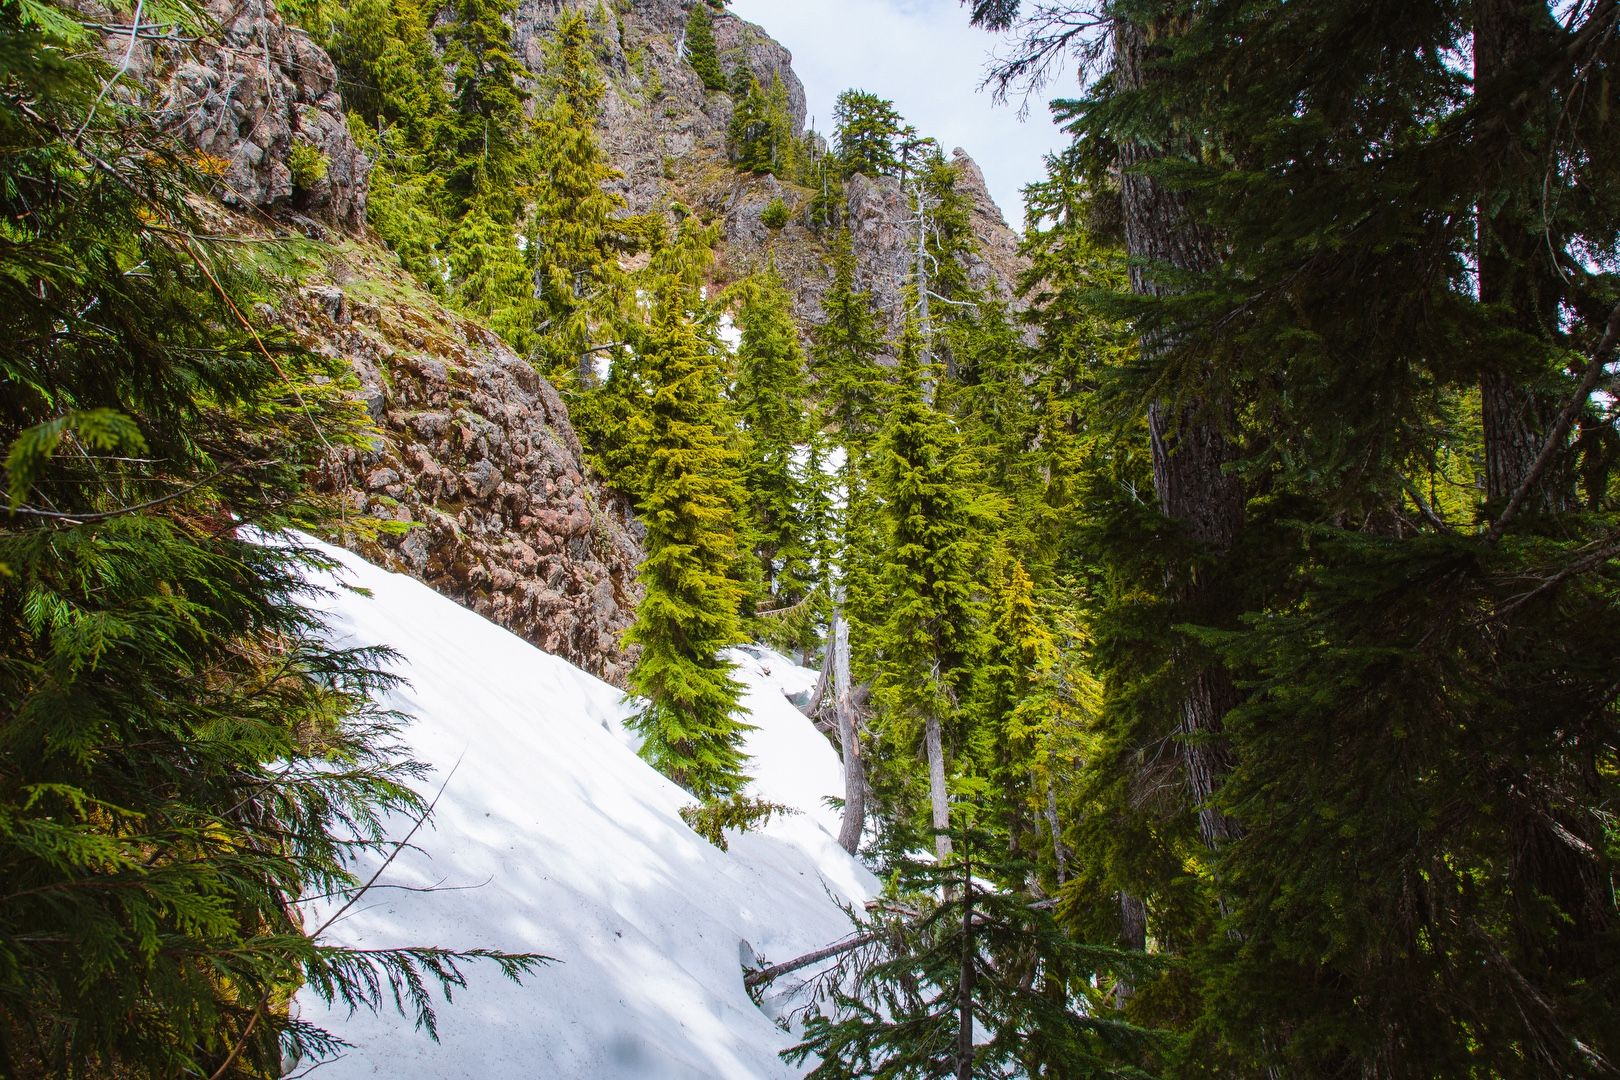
[
  {"x1": 448, "y1": 191, "x2": 539, "y2": 353},
  {"x1": 760, "y1": 197, "x2": 790, "y2": 230},
  {"x1": 974, "y1": 0, "x2": 1620, "y2": 1074},
  {"x1": 728, "y1": 267, "x2": 816, "y2": 615},
  {"x1": 351, "y1": 120, "x2": 449, "y2": 288},
  {"x1": 810, "y1": 229, "x2": 887, "y2": 451},
  {"x1": 530, "y1": 11, "x2": 641, "y2": 397},
  {"x1": 832, "y1": 89, "x2": 906, "y2": 178},
  {"x1": 622, "y1": 228, "x2": 754, "y2": 800},
  {"x1": 0, "y1": 5, "x2": 543, "y2": 1072},
  {"x1": 786, "y1": 819, "x2": 1164, "y2": 1078},
  {"x1": 683, "y1": 1, "x2": 726, "y2": 92},
  {"x1": 442, "y1": 0, "x2": 532, "y2": 211},
  {"x1": 680, "y1": 793, "x2": 795, "y2": 851},
  {"x1": 864, "y1": 318, "x2": 1001, "y2": 846},
  {"x1": 729, "y1": 70, "x2": 800, "y2": 177},
  {"x1": 288, "y1": 141, "x2": 330, "y2": 192}
]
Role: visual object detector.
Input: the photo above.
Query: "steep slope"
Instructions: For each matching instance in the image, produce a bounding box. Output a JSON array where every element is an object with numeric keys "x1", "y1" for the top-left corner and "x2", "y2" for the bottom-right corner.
[
  {"x1": 291, "y1": 536, "x2": 876, "y2": 1078},
  {"x1": 287, "y1": 242, "x2": 645, "y2": 683}
]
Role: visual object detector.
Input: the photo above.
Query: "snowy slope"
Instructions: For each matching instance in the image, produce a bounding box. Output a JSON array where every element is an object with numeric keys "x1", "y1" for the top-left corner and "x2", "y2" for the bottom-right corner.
[{"x1": 290, "y1": 535, "x2": 874, "y2": 1078}]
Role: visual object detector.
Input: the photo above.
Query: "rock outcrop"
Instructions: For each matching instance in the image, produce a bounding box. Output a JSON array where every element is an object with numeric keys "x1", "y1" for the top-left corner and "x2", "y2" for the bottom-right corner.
[
  {"x1": 282, "y1": 254, "x2": 643, "y2": 684},
  {"x1": 504, "y1": 1, "x2": 1027, "y2": 331},
  {"x1": 92, "y1": 0, "x2": 368, "y2": 230},
  {"x1": 89, "y1": 0, "x2": 1031, "y2": 683}
]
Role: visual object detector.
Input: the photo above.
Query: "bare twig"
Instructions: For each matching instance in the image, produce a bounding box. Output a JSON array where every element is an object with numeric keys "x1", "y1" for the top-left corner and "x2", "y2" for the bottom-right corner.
[{"x1": 1487, "y1": 300, "x2": 1620, "y2": 542}]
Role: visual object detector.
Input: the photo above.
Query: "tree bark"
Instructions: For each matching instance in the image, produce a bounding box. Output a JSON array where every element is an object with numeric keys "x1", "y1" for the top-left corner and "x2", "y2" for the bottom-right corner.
[
  {"x1": 1114, "y1": 14, "x2": 1244, "y2": 850},
  {"x1": 1475, "y1": 0, "x2": 1572, "y2": 517},
  {"x1": 1043, "y1": 765, "x2": 1069, "y2": 885},
  {"x1": 832, "y1": 609, "x2": 868, "y2": 855},
  {"x1": 926, "y1": 710, "x2": 953, "y2": 861},
  {"x1": 1115, "y1": 891, "x2": 1148, "y2": 1009},
  {"x1": 956, "y1": 854, "x2": 975, "y2": 1080}
]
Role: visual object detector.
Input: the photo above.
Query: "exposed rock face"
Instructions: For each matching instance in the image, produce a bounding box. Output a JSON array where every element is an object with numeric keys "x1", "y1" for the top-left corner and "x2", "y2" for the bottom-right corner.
[
  {"x1": 282, "y1": 261, "x2": 643, "y2": 685},
  {"x1": 505, "y1": 1, "x2": 1025, "y2": 330},
  {"x1": 93, "y1": 0, "x2": 1030, "y2": 682},
  {"x1": 96, "y1": 0, "x2": 368, "y2": 230}
]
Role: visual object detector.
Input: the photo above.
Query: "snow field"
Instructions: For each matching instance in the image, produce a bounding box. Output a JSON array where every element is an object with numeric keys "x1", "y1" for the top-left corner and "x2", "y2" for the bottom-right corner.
[{"x1": 291, "y1": 536, "x2": 875, "y2": 1078}]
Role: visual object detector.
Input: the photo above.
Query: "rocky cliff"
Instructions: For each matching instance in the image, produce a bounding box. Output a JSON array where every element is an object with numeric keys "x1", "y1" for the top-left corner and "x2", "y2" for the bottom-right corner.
[
  {"x1": 286, "y1": 248, "x2": 644, "y2": 685},
  {"x1": 506, "y1": 1, "x2": 1028, "y2": 330},
  {"x1": 93, "y1": 0, "x2": 1028, "y2": 682},
  {"x1": 92, "y1": 0, "x2": 642, "y2": 681}
]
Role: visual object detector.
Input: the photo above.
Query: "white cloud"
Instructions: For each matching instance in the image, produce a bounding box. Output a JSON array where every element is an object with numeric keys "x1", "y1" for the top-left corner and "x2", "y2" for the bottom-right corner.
[{"x1": 727, "y1": 0, "x2": 1071, "y2": 228}]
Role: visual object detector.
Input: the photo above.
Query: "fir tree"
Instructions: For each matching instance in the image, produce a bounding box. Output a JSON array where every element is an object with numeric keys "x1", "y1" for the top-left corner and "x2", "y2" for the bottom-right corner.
[
  {"x1": 442, "y1": 0, "x2": 531, "y2": 212},
  {"x1": 786, "y1": 817, "x2": 1162, "y2": 1079},
  {"x1": 622, "y1": 232, "x2": 752, "y2": 801},
  {"x1": 833, "y1": 89, "x2": 905, "y2": 178},
  {"x1": 0, "y1": 7, "x2": 543, "y2": 1071},
  {"x1": 869, "y1": 316, "x2": 997, "y2": 860},
  {"x1": 728, "y1": 71, "x2": 799, "y2": 177},
  {"x1": 729, "y1": 267, "x2": 814, "y2": 611},
  {"x1": 810, "y1": 229, "x2": 888, "y2": 453},
  {"x1": 975, "y1": 1, "x2": 1620, "y2": 1072},
  {"x1": 683, "y1": 1, "x2": 727, "y2": 92},
  {"x1": 448, "y1": 187, "x2": 539, "y2": 352}
]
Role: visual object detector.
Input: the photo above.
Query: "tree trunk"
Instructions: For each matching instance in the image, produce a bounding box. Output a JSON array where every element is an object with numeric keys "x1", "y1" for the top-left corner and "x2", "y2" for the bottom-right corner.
[
  {"x1": 956, "y1": 846, "x2": 975, "y2": 1080},
  {"x1": 1475, "y1": 0, "x2": 1571, "y2": 518},
  {"x1": 926, "y1": 710, "x2": 952, "y2": 861},
  {"x1": 1115, "y1": 14, "x2": 1244, "y2": 850},
  {"x1": 832, "y1": 610, "x2": 867, "y2": 855},
  {"x1": 1115, "y1": 891, "x2": 1148, "y2": 1009},
  {"x1": 1043, "y1": 766, "x2": 1069, "y2": 886}
]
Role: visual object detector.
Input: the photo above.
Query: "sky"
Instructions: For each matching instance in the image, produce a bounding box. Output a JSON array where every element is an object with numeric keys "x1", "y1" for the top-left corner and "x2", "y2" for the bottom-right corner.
[{"x1": 726, "y1": 0, "x2": 1073, "y2": 229}]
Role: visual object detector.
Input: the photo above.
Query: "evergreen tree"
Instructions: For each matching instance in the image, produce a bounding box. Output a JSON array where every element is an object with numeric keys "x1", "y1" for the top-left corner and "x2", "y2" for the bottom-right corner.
[
  {"x1": 832, "y1": 89, "x2": 906, "y2": 178},
  {"x1": 975, "y1": 1, "x2": 1620, "y2": 1073},
  {"x1": 448, "y1": 188, "x2": 539, "y2": 352},
  {"x1": 810, "y1": 229, "x2": 888, "y2": 452},
  {"x1": 728, "y1": 70, "x2": 800, "y2": 177},
  {"x1": 868, "y1": 316, "x2": 997, "y2": 860},
  {"x1": 530, "y1": 10, "x2": 637, "y2": 394},
  {"x1": 622, "y1": 231, "x2": 752, "y2": 801},
  {"x1": 683, "y1": 1, "x2": 727, "y2": 92},
  {"x1": 443, "y1": 0, "x2": 531, "y2": 212},
  {"x1": 786, "y1": 817, "x2": 1162, "y2": 1079},
  {"x1": 0, "y1": 7, "x2": 543, "y2": 1072},
  {"x1": 729, "y1": 267, "x2": 815, "y2": 612}
]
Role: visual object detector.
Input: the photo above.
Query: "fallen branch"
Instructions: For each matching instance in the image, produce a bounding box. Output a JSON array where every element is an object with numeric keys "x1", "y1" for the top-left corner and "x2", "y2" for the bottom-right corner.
[{"x1": 744, "y1": 931, "x2": 879, "y2": 989}]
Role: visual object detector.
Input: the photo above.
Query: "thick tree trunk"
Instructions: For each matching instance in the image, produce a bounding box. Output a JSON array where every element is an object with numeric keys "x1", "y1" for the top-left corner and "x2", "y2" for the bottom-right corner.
[
  {"x1": 832, "y1": 610, "x2": 867, "y2": 855},
  {"x1": 1475, "y1": 0, "x2": 1572, "y2": 518},
  {"x1": 1115, "y1": 891, "x2": 1148, "y2": 1009},
  {"x1": 1115, "y1": 16, "x2": 1244, "y2": 850}
]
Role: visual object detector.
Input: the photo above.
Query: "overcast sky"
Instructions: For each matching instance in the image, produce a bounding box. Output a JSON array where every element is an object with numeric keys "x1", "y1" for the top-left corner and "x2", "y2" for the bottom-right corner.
[{"x1": 726, "y1": 0, "x2": 1072, "y2": 229}]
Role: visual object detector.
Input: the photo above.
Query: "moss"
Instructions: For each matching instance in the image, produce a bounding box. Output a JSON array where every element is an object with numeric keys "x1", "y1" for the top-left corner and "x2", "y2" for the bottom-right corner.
[{"x1": 288, "y1": 142, "x2": 329, "y2": 194}]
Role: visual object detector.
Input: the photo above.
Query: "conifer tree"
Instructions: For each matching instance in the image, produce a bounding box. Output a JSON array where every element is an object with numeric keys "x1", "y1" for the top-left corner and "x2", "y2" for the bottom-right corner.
[
  {"x1": 810, "y1": 229, "x2": 888, "y2": 452},
  {"x1": 786, "y1": 817, "x2": 1162, "y2": 1079},
  {"x1": 622, "y1": 232, "x2": 752, "y2": 801},
  {"x1": 443, "y1": 0, "x2": 531, "y2": 212},
  {"x1": 729, "y1": 267, "x2": 815, "y2": 613},
  {"x1": 728, "y1": 71, "x2": 800, "y2": 177},
  {"x1": 869, "y1": 315, "x2": 996, "y2": 859},
  {"x1": 974, "y1": 1, "x2": 1620, "y2": 1073},
  {"x1": 448, "y1": 187, "x2": 540, "y2": 352},
  {"x1": 530, "y1": 11, "x2": 636, "y2": 393},
  {"x1": 0, "y1": 7, "x2": 544, "y2": 1071},
  {"x1": 833, "y1": 89, "x2": 906, "y2": 178},
  {"x1": 683, "y1": 1, "x2": 727, "y2": 92}
]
